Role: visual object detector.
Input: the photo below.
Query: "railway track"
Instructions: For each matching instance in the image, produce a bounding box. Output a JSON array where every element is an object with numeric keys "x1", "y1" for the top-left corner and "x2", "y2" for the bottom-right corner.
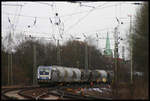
[
  {"x1": 2, "y1": 85, "x2": 40, "y2": 100},
  {"x1": 2, "y1": 84, "x2": 113, "y2": 100}
]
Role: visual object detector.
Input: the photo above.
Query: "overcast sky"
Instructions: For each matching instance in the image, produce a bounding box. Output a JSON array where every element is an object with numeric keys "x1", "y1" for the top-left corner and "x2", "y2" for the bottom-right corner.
[{"x1": 2, "y1": 1, "x2": 143, "y2": 59}]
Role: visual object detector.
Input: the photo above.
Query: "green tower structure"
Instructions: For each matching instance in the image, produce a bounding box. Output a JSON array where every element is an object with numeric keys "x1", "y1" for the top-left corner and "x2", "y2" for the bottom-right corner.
[{"x1": 104, "y1": 32, "x2": 113, "y2": 57}]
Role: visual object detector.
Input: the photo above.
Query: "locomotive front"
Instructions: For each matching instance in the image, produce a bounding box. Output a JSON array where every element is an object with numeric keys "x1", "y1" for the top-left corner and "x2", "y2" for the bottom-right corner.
[{"x1": 37, "y1": 66, "x2": 52, "y2": 84}]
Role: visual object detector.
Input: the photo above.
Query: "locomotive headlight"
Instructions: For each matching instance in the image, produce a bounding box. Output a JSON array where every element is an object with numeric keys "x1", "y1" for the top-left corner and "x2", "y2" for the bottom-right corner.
[
  {"x1": 102, "y1": 78, "x2": 107, "y2": 83},
  {"x1": 38, "y1": 73, "x2": 40, "y2": 79},
  {"x1": 37, "y1": 71, "x2": 40, "y2": 79}
]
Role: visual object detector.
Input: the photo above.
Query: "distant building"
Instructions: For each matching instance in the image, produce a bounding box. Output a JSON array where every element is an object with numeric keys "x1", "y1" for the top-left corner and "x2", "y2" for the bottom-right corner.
[{"x1": 103, "y1": 32, "x2": 113, "y2": 57}]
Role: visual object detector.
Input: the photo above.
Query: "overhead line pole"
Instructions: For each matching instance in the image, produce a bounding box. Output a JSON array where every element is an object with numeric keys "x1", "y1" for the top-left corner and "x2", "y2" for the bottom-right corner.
[
  {"x1": 7, "y1": 4, "x2": 23, "y2": 85},
  {"x1": 83, "y1": 33, "x2": 88, "y2": 72},
  {"x1": 24, "y1": 35, "x2": 37, "y2": 85},
  {"x1": 128, "y1": 14, "x2": 134, "y2": 99},
  {"x1": 85, "y1": 39, "x2": 88, "y2": 72},
  {"x1": 129, "y1": 15, "x2": 133, "y2": 84},
  {"x1": 114, "y1": 26, "x2": 118, "y2": 99},
  {"x1": 8, "y1": 53, "x2": 10, "y2": 85},
  {"x1": 113, "y1": 17, "x2": 121, "y2": 99},
  {"x1": 7, "y1": 18, "x2": 14, "y2": 86},
  {"x1": 10, "y1": 50, "x2": 13, "y2": 85},
  {"x1": 96, "y1": 33, "x2": 99, "y2": 49},
  {"x1": 57, "y1": 39, "x2": 61, "y2": 66},
  {"x1": 33, "y1": 43, "x2": 37, "y2": 85}
]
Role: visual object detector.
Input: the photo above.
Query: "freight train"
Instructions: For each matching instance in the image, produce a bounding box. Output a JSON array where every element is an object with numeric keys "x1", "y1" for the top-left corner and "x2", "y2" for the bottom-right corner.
[{"x1": 37, "y1": 65, "x2": 113, "y2": 86}]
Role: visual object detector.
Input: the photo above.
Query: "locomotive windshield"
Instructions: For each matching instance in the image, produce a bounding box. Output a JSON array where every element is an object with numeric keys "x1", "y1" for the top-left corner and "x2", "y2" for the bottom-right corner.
[
  {"x1": 39, "y1": 71, "x2": 49, "y2": 75},
  {"x1": 37, "y1": 66, "x2": 52, "y2": 79},
  {"x1": 39, "y1": 68, "x2": 49, "y2": 75}
]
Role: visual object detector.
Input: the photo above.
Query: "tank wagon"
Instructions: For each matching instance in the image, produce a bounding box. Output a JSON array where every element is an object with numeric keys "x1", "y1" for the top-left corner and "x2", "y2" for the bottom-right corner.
[{"x1": 37, "y1": 65, "x2": 113, "y2": 86}]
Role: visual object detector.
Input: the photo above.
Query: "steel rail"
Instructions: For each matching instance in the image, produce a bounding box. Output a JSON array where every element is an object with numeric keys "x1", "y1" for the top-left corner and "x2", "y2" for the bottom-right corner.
[
  {"x1": 2, "y1": 84, "x2": 112, "y2": 100},
  {"x1": 2, "y1": 85, "x2": 40, "y2": 100},
  {"x1": 18, "y1": 86, "x2": 58, "y2": 100},
  {"x1": 57, "y1": 89, "x2": 113, "y2": 100}
]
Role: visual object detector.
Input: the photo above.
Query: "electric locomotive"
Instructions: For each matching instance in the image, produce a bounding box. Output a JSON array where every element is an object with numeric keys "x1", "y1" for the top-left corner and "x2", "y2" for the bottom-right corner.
[{"x1": 37, "y1": 65, "x2": 113, "y2": 86}]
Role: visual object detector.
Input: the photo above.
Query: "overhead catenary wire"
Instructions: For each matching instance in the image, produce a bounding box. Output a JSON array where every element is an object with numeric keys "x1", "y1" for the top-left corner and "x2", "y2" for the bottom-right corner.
[
  {"x1": 63, "y1": 3, "x2": 81, "y2": 23},
  {"x1": 3, "y1": 12, "x2": 48, "y2": 19},
  {"x1": 3, "y1": 7, "x2": 93, "y2": 20},
  {"x1": 3, "y1": 2, "x2": 124, "y2": 37},
  {"x1": 63, "y1": 2, "x2": 134, "y2": 33},
  {"x1": 2, "y1": 3, "x2": 24, "y2": 6},
  {"x1": 65, "y1": 3, "x2": 131, "y2": 35},
  {"x1": 13, "y1": 3, "x2": 19, "y2": 30},
  {"x1": 1, "y1": 2, "x2": 130, "y2": 50},
  {"x1": 3, "y1": 2, "x2": 133, "y2": 40},
  {"x1": 34, "y1": 2, "x2": 53, "y2": 7},
  {"x1": 2, "y1": 2, "x2": 125, "y2": 20},
  {"x1": 64, "y1": 3, "x2": 110, "y2": 33},
  {"x1": 14, "y1": 4, "x2": 23, "y2": 32},
  {"x1": 82, "y1": 27, "x2": 114, "y2": 34}
]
